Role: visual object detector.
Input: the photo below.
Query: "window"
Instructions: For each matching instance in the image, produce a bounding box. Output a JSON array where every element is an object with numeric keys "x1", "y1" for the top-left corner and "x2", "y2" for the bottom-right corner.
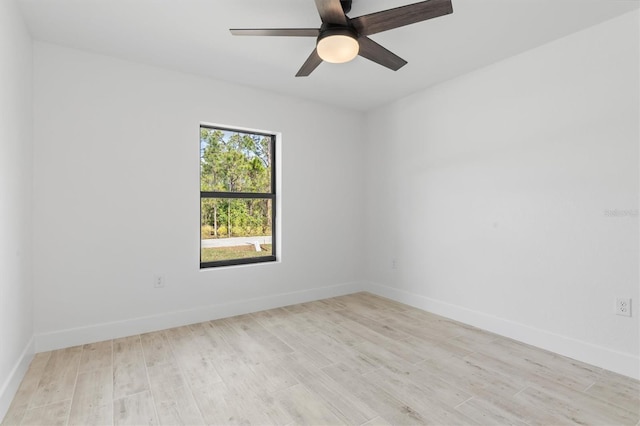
[{"x1": 200, "y1": 125, "x2": 276, "y2": 268}]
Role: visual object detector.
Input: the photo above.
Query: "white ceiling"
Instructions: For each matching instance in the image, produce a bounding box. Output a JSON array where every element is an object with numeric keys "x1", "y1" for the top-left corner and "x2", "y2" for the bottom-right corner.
[{"x1": 18, "y1": 0, "x2": 639, "y2": 111}]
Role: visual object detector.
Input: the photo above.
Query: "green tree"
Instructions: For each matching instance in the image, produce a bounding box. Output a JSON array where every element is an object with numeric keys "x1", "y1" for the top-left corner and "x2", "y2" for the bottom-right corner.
[{"x1": 200, "y1": 129, "x2": 272, "y2": 239}]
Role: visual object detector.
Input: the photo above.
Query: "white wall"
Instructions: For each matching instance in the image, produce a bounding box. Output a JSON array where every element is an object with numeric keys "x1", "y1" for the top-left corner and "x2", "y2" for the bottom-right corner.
[
  {"x1": 33, "y1": 43, "x2": 365, "y2": 349},
  {"x1": 364, "y1": 11, "x2": 639, "y2": 378},
  {"x1": 0, "y1": 0, "x2": 34, "y2": 417}
]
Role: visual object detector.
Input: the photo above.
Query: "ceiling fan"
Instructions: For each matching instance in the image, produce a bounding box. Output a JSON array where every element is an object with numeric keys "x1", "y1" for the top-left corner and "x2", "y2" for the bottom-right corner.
[{"x1": 230, "y1": 0, "x2": 453, "y2": 77}]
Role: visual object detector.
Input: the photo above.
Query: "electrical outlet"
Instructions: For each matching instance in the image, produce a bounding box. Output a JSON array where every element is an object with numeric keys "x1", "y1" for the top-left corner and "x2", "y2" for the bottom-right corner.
[
  {"x1": 391, "y1": 258, "x2": 398, "y2": 270},
  {"x1": 154, "y1": 275, "x2": 165, "y2": 289},
  {"x1": 615, "y1": 298, "x2": 631, "y2": 317}
]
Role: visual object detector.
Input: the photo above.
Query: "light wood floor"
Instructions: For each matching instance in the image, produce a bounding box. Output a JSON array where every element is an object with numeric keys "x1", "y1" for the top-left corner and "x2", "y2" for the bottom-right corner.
[{"x1": 2, "y1": 292, "x2": 639, "y2": 426}]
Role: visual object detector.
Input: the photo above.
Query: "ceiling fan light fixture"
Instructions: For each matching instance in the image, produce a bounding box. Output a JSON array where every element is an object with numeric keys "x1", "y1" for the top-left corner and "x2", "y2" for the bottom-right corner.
[
  {"x1": 230, "y1": 0, "x2": 454, "y2": 76},
  {"x1": 317, "y1": 28, "x2": 359, "y2": 63}
]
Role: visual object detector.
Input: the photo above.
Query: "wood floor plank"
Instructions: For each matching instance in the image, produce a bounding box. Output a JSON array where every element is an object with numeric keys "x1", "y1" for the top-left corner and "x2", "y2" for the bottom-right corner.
[
  {"x1": 78, "y1": 341, "x2": 112, "y2": 373},
  {"x1": 1, "y1": 352, "x2": 51, "y2": 425},
  {"x1": 463, "y1": 392, "x2": 575, "y2": 426},
  {"x1": 112, "y1": 336, "x2": 149, "y2": 400},
  {"x1": 214, "y1": 318, "x2": 275, "y2": 360},
  {"x1": 360, "y1": 416, "x2": 393, "y2": 426},
  {"x1": 175, "y1": 349, "x2": 223, "y2": 391},
  {"x1": 218, "y1": 315, "x2": 294, "y2": 362},
  {"x1": 187, "y1": 322, "x2": 236, "y2": 358},
  {"x1": 265, "y1": 318, "x2": 380, "y2": 374},
  {"x1": 0, "y1": 403, "x2": 26, "y2": 426},
  {"x1": 188, "y1": 382, "x2": 237, "y2": 426},
  {"x1": 332, "y1": 293, "x2": 400, "y2": 315},
  {"x1": 29, "y1": 347, "x2": 82, "y2": 409},
  {"x1": 281, "y1": 303, "x2": 308, "y2": 314},
  {"x1": 322, "y1": 363, "x2": 430, "y2": 425},
  {"x1": 20, "y1": 400, "x2": 71, "y2": 426},
  {"x1": 454, "y1": 397, "x2": 532, "y2": 426},
  {"x1": 333, "y1": 293, "x2": 390, "y2": 313},
  {"x1": 114, "y1": 391, "x2": 158, "y2": 426},
  {"x1": 450, "y1": 326, "x2": 501, "y2": 347},
  {"x1": 182, "y1": 326, "x2": 293, "y2": 423},
  {"x1": 281, "y1": 353, "x2": 377, "y2": 425},
  {"x1": 273, "y1": 384, "x2": 346, "y2": 425},
  {"x1": 250, "y1": 307, "x2": 301, "y2": 329},
  {"x1": 192, "y1": 381, "x2": 291, "y2": 426},
  {"x1": 309, "y1": 311, "x2": 425, "y2": 365},
  {"x1": 383, "y1": 307, "x2": 472, "y2": 340},
  {"x1": 585, "y1": 374, "x2": 640, "y2": 415},
  {"x1": 400, "y1": 335, "x2": 473, "y2": 360},
  {"x1": 467, "y1": 345, "x2": 601, "y2": 397},
  {"x1": 356, "y1": 308, "x2": 460, "y2": 343},
  {"x1": 165, "y1": 325, "x2": 223, "y2": 390},
  {"x1": 67, "y1": 367, "x2": 112, "y2": 426},
  {"x1": 140, "y1": 332, "x2": 174, "y2": 368},
  {"x1": 145, "y1": 358, "x2": 185, "y2": 391},
  {"x1": 301, "y1": 328, "x2": 381, "y2": 374},
  {"x1": 361, "y1": 366, "x2": 479, "y2": 425},
  {"x1": 152, "y1": 385, "x2": 203, "y2": 426},
  {"x1": 418, "y1": 353, "x2": 528, "y2": 401},
  {"x1": 143, "y1": 338, "x2": 204, "y2": 426},
  {"x1": 366, "y1": 362, "x2": 472, "y2": 408},
  {"x1": 473, "y1": 337, "x2": 602, "y2": 392},
  {"x1": 295, "y1": 298, "x2": 349, "y2": 312},
  {"x1": 516, "y1": 381, "x2": 639, "y2": 426},
  {"x1": 162, "y1": 326, "x2": 193, "y2": 349},
  {"x1": 244, "y1": 356, "x2": 299, "y2": 394},
  {"x1": 289, "y1": 300, "x2": 338, "y2": 314},
  {"x1": 334, "y1": 309, "x2": 413, "y2": 341},
  {"x1": 351, "y1": 338, "x2": 421, "y2": 374},
  {"x1": 357, "y1": 292, "x2": 411, "y2": 312},
  {"x1": 261, "y1": 322, "x2": 335, "y2": 369}
]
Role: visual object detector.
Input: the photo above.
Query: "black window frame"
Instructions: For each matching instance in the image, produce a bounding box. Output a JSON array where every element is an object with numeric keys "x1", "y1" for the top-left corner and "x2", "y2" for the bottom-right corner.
[{"x1": 199, "y1": 124, "x2": 277, "y2": 268}]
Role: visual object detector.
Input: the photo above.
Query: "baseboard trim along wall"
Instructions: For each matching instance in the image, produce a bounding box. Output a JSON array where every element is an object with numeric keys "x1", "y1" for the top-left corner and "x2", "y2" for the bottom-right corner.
[
  {"x1": 27, "y1": 279, "x2": 638, "y2": 384},
  {"x1": 34, "y1": 281, "x2": 367, "y2": 353},
  {"x1": 367, "y1": 281, "x2": 640, "y2": 380},
  {"x1": 0, "y1": 337, "x2": 34, "y2": 422}
]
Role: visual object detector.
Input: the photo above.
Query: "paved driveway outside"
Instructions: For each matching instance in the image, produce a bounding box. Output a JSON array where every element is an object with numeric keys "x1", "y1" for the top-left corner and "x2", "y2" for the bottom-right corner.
[{"x1": 201, "y1": 236, "x2": 272, "y2": 248}]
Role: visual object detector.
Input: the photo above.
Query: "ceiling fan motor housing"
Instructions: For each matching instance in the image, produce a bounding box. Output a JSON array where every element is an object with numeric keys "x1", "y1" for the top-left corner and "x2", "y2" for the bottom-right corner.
[
  {"x1": 340, "y1": 0, "x2": 352, "y2": 14},
  {"x1": 317, "y1": 24, "x2": 358, "y2": 44}
]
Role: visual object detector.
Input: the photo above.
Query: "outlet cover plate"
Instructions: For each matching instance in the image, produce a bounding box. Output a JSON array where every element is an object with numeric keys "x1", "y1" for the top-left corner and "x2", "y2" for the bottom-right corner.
[
  {"x1": 616, "y1": 298, "x2": 632, "y2": 317},
  {"x1": 154, "y1": 275, "x2": 165, "y2": 289}
]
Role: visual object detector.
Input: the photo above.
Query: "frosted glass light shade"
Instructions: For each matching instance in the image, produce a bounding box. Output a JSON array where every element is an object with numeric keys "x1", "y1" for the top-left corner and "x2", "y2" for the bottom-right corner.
[{"x1": 317, "y1": 34, "x2": 359, "y2": 63}]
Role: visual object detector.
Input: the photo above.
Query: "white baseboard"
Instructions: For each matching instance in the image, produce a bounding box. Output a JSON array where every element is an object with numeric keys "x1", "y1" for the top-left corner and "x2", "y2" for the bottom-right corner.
[
  {"x1": 367, "y1": 282, "x2": 640, "y2": 380},
  {"x1": 0, "y1": 337, "x2": 34, "y2": 422},
  {"x1": 30, "y1": 279, "x2": 639, "y2": 382},
  {"x1": 35, "y1": 281, "x2": 367, "y2": 352}
]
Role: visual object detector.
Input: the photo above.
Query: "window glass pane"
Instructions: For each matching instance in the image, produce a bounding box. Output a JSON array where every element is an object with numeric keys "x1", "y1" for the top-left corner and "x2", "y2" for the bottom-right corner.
[
  {"x1": 200, "y1": 128, "x2": 272, "y2": 193},
  {"x1": 201, "y1": 198, "x2": 273, "y2": 263}
]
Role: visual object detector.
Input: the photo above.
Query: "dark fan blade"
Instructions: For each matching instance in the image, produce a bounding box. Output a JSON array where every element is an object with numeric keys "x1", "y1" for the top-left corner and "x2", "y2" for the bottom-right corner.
[
  {"x1": 230, "y1": 28, "x2": 320, "y2": 37},
  {"x1": 296, "y1": 48, "x2": 323, "y2": 77},
  {"x1": 314, "y1": 0, "x2": 347, "y2": 25},
  {"x1": 357, "y1": 36, "x2": 407, "y2": 71},
  {"x1": 351, "y1": 0, "x2": 453, "y2": 36}
]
